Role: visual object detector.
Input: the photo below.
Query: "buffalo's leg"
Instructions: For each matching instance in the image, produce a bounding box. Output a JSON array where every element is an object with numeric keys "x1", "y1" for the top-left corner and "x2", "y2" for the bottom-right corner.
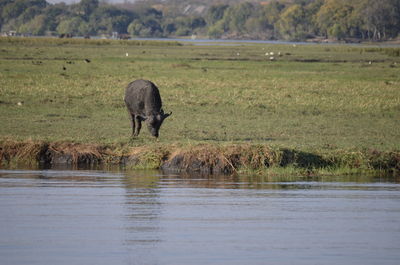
[
  {"x1": 129, "y1": 113, "x2": 136, "y2": 137},
  {"x1": 134, "y1": 115, "x2": 142, "y2": 136}
]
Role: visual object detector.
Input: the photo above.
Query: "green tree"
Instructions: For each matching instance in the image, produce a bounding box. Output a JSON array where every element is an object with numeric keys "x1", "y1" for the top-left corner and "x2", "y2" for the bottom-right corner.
[
  {"x1": 78, "y1": 0, "x2": 98, "y2": 20},
  {"x1": 225, "y1": 2, "x2": 255, "y2": 34},
  {"x1": 172, "y1": 16, "x2": 206, "y2": 36},
  {"x1": 40, "y1": 4, "x2": 70, "y2": 33},
  {"x1": 143, "y1": 7, "x2": 162, "y2": 20},
  {"x1": 89, "y1": 6, "x2": 136, "y2": 34},
  {"x1": 56, "y1": 16, "x2": 86, "y2": 35},
  {"x1": 208, "y1": 20, "x2": 225, "y2": 38},
  {"x1": 260, "y1": 1, "x2": 286, "y2": 39},
  {"x1": 19, "y1": 5, "x2": 43, "y2": 23},
  {"x1": 18, "y1": 14, "x2": 46, "y2": 35},
  {"x1": 316, "y1": 0, "x2": 354, "y2": 39},
  {"x1": 127, "y1": 17, "x2": 162, "y2": 37},
  {"x1": 277, "y1": 4, "x2": 309, "y2": 40},
  {"x1": 1, "y1": 0, "x2": 47, "y2": 31},
  {"x1": 162, "y1": 18, "x2": 177, "y2": 35},
  {"x1": 357, "y1": 0, "x2": 400, "y2": 40},
  {"x1": 206, "y1": 4, "x2": 228, "y2": 25},
  {"x1": 206, "y1": 4, "x2": 230, "y2": 38},
  {"x1": 127, "y1": 19, "x2": 142, "y2": 36},
  {"x1": 303, "y1": 0, "x2": 325, "y2": 36},
  {"x1": 2, "y1": 0, "x2": 29, "y2": 21},
  {"x1": 328, "y1": 23, "x2": 345, "y2": 39}
]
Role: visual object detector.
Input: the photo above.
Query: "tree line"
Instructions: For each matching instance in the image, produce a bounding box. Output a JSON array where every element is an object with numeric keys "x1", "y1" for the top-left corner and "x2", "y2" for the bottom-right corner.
[{"x1": 1, "y1": 0, "x2": 399, "y2": 41}]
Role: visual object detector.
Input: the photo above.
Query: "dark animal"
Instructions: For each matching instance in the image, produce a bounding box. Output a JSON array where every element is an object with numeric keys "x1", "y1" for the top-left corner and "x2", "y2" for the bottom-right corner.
[
  {"x1": 118, "y1": 34, "x2": 130, "y2": 40},
  {"x1": 124, "y1": 79, "x2": 171, "y2": 138},
  {"x1": 59, "y1": 33, "x2": 73, "y2": 38}
]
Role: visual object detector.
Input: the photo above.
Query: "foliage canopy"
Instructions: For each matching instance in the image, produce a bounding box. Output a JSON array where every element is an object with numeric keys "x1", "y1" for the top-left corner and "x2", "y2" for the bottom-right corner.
[{"x1": 1, "y1": 0, "x2": 399, "y2": 40}]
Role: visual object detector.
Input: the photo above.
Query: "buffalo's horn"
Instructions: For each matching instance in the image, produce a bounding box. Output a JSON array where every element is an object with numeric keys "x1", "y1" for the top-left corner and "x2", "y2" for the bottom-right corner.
[{"x1": 163, "y1": 111, "x2": 172, "y2": 118}]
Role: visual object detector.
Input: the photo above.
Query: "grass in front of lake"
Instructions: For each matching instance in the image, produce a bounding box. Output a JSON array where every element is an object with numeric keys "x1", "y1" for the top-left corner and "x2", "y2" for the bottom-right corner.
[{"x1": 0, "y1": 37, "x2": 399, "y2": 154}]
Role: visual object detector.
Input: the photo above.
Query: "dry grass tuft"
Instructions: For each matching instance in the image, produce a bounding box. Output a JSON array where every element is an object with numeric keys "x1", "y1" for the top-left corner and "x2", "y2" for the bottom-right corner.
[
  {"x1": 0, "y1": 139, "x2": 46, "y2": 166},
  {"x1": 163, "y1": 144, "x2": 233, "y2": 174},
  {"x1": 47, "y1": 142, "x2": 104, "y2": 164},
  {"x1": 222, "y1": 144, "x2": 278, "y2": 170}
]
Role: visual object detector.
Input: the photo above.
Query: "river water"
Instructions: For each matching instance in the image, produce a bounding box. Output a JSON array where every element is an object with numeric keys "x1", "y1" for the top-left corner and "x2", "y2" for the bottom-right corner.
[{"x1": 0, "y1": 169, "x2": 399, "y2": 265}]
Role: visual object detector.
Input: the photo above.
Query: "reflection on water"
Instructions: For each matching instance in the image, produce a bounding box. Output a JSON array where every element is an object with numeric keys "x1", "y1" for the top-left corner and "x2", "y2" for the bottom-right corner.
[{"x1": 1, "y1": 169, "x2": 400, "y2": 265}]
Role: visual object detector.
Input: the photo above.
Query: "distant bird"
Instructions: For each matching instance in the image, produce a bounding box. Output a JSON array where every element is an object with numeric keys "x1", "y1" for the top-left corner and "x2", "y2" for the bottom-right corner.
[
  {"x1": 84, "y1": 59, "x2": 91, "y2": 63},
  {"x1": 62, "y1": 66, "x2": 66, "y2": 70},
  {"x1": 270, "y1": 56, "x2": 275, "y2": 61},
  {"x1": 17, "y1": 101, "x2": 23, "y2": 106},
  {"x1": 126, "y1": 53, "x2": 129, "y2": 57}
]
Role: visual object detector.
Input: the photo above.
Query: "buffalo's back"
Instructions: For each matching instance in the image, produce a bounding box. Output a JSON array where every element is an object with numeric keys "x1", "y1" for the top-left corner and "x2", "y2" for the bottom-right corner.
[{"x1": 124, "y1": 80, "x2": 162, "y2": 115}]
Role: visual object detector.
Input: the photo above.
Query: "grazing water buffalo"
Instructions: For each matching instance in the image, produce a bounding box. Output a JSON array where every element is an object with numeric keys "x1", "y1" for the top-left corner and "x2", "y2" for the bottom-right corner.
[{"x1": 124, "y1": 79, "x2": 171, "y2": 138}]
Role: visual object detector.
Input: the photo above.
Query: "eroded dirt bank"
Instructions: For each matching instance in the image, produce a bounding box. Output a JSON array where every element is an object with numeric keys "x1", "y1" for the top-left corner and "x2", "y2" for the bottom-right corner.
[{"x1": 1, "y1": 140, "x2": 399, "y2": 175}]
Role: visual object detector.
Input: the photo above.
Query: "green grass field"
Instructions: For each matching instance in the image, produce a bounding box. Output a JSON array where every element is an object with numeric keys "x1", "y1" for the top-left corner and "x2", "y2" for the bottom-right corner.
[{"x1": 1, "y1": 37, "x2": 399, "y2": 154}]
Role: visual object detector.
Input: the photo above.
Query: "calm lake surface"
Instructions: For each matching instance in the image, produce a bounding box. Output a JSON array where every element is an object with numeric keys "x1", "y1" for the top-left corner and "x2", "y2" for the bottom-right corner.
[{"x1": 1, "y1": 169, "x2": 399, "y2": 265}]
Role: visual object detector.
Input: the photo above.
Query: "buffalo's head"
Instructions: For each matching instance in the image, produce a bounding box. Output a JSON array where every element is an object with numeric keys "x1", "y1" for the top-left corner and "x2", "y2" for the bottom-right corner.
[{"x1": 145, "y1": 109, "x2": 172, "y2": 138}]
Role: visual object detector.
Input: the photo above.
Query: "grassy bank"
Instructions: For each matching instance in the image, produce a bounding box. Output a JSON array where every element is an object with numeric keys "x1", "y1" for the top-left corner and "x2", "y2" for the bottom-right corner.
[
  {"x1": 0, "y1": 140, "x2": 399, "y2": 176},
  {"x1": 0, "y1": 37, "x2": 399, "y2": 174}
]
